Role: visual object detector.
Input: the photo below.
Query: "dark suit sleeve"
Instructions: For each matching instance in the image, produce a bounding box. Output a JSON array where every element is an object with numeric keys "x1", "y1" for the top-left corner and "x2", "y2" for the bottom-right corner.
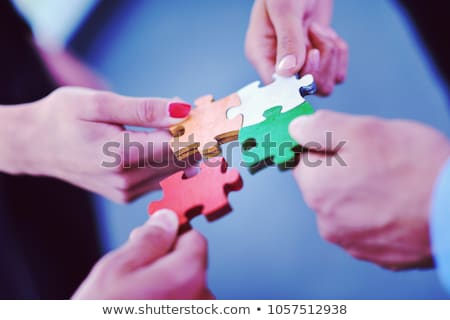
[
  {"x1": 0, "y1": 1, "x2": 56, "y2": 104},
  {"x1": 0, "y1": 1, "x2": 102, "y2": 299}
]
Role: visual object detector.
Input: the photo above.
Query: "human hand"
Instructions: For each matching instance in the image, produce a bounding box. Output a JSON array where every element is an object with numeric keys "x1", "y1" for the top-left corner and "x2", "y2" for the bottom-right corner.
[
  {"x1": 245, "y1": 0, "x2": 348, "y2": 95},
  {"x1": 73, "y1": 209, "x2": 213, "y2": 299},
  {"x1": 19, "y1": 87, "x2": 191, "y2": 203},
  {"x1": 289, "y1": 110, "x2": 450, "y2": 270}
]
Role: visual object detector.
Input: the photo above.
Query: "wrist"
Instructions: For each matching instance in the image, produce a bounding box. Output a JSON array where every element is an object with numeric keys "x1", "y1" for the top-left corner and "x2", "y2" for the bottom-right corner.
[{"x1": 0, "y1": 102, "x2": 41, "y2": 175}]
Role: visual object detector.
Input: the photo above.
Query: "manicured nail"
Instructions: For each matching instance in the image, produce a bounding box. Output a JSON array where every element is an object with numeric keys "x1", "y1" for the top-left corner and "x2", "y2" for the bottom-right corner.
[
  {"x1": 309, "y1": 49, "x2": 320, "y2": 72},
  {"x1": 169, "y1": 102, "x2": 191, "y2": 118},
  {"x1": 277, "y1": 54, "x2": 297, "y2": 72},
  {"x1": 150, "y1": 209, "x2": 179, "y2": 231}
]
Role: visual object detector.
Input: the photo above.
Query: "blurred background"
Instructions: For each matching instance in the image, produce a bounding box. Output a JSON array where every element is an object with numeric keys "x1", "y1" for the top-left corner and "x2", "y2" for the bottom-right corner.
[{"x1": 14, "y1": 0, "x2": 450, "y2": 299}]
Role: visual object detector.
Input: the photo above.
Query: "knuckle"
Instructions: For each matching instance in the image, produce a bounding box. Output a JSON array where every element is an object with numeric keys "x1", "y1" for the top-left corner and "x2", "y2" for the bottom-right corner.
[
  {"x1": 113, "y1": 174, "x2": 132, "y2": 190},
  {"x1": 320, "y1": 37, "x2": 337, "y2": 56},
  {"x1": 114, "y1": 190, "x2": 133, "y2": 204},
  {"x1": 354, "y1": 117, "x2": 384, "y2": 140},
  {"x1": 49, "y1": 87, "x2": 67, "y2": 99},
  {"x1": 136, "y1": 99, "x2": 156, "y2": 123},
  {"x1": 91, "y1": 91, "x2": 114, "y2": 118},
  {"x1": 187, "y1": 231, "x2": 208, "y2": 256},
  {"x1": 139, "y1": 225, "x2": 170, "y2": 244},
  {"x1": 92, "y1": 91, "x2": 112, "y2": 109},
  {"x1": 317, "y1": 221, "x2": 340, "y2": 244},
  {"x1": 318, "y1": 82, "x2": 334, "y2": 96},
  {"x1": 279, "y1": 33, "x2": 297, "y2": 52},
  {"x1": 113, "y1": 137, "x2": 129, "y2": 171},
  {"x1": 312, "y1": 109, "x2": 330, "y2": 123},
  {"x1": 338, "y1": 38, "x2": 349, "y2": 54},
  {"x1": 348, "y1": 249, "x2": 367, "y2": 261},
  {"x1": 129, "y1": 226, "x2": 142, "y2": 240},
  {"x1": 302, "y1": 188, "x2": 325, "y2": 213},
  {"x1": 93, "y1": 251, "x2": 121, "y2": 276},
  {"x1": 244, "y1": 41, "x2": 257, "y2": 63}
]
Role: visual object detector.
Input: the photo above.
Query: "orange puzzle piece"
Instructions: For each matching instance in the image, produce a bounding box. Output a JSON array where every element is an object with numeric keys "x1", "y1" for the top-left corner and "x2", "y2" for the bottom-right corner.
[{"x1": 169, "y1": 94, "x2": 243, "y2": 160}]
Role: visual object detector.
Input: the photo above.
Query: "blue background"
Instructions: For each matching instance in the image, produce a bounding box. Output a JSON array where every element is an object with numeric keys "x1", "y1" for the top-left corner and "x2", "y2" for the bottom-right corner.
[{"x1": 72, "y1": 0, "x2": 450, "y2": 299}]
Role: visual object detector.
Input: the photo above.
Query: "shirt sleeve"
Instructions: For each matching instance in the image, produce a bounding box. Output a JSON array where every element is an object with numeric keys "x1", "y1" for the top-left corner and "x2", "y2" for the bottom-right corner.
[{"x1": 431, "y1": 157, "x2": 450, "y2": 292}]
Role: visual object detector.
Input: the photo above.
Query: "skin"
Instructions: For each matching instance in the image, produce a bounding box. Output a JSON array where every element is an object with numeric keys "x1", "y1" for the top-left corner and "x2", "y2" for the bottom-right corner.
[
  {"x1": 245, "y1": 0, "x2": 348, "y2": 95},
  {"x1": 0, "y1": 87, "x2": 190, "y2": 203},
  {"x1": 36, "y1": 42, "x2": 108, "y2": 90},
  {"x1": 73, "y1": 209, "x2": 214, "y2": 299},
  {"x1": 289, "y1": 111, "x2": 450, "y2": 270}
]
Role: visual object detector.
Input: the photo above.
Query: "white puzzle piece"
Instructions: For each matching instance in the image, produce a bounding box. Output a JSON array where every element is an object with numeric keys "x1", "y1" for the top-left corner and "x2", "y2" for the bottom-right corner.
[{"x1": 226, "y1": 74, "x2": 315, "y2": 127}]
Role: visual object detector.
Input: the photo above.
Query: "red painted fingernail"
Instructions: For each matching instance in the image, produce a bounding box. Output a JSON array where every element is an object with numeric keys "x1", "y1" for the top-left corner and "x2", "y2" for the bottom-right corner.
[{"x1": 169, "y1": 102, "x2": 191, "y2": 118}]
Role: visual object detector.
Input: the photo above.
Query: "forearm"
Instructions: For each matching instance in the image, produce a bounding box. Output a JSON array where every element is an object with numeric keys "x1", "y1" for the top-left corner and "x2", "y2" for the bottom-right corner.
[{"x1": 0, "y1": 104, "x2": 36, "y2": 175}]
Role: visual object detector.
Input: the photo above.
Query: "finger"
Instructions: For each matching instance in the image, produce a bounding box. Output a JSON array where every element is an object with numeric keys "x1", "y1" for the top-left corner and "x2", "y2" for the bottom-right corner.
[
  {"x1": 333, "y1": 34, "x2": 349, "y2": 83},
  {"x1": 107, "y1": 130, "x2": 174, "y2": 168},
  {"x1": 81, "y1": 91, "x2": 191, "y2": 127},
  {"x1": 108, "y1": 178, "x2": 161, "y2": 203},
  {"x1": 245, "y1": 0, "x2": 276, "y2": 83},
  {"x1": 135, "y1": 230, "x2": 208, "y2": 299},
  {"x1": 266, "y1": 0, "x2": 307, "y2": 77},
  {"x1": 289, "y1": 110, "x2": 353, "y2": 152},
  {"x1": 309, "y1": 23, "x2": 340, "y2": 95},
  {"x1": 300, "y1": 48, "x2": 321, "y2": 77},
  {"x1": 111, "y1": 209, "x2": 179, "y2": 272},
  {"x1": 109, "y1": 164, "x2": 180, "y2": 192}
]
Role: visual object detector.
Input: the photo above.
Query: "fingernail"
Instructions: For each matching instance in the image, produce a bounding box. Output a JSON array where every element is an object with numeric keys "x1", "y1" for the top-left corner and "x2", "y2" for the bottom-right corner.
[
  {"x1": 150, "y1": 209, "x2": 179, "y2": 231},
  {"x1": 277, "y1": 54, "x2": 297, "y2": 72},
  {"x1": 169, "y1": 102, "x2": 191, "y2": 118},
  {"x1": 310, "y1": 49, "x2": 320, "y2": 72}
]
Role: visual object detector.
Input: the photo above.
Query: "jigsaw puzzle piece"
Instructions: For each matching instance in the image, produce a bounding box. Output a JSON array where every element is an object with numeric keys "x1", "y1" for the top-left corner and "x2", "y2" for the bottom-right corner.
[
  {"x1": 148, "y1": 157, "x2": 243, "y2": 226},
  {"x1": 169, "y1": 94, "x2": 243, "y2": 160},
  {"x1": 239, "y1": 101, "x2": 315, "y2": 170},
  {"x1": 227, "y1": 74, "x2": 316, "y2": 127}
]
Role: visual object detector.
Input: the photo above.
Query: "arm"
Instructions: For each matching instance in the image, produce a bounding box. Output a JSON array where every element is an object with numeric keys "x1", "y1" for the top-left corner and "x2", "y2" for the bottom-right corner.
[
  {"x1": 73, "y1": 209, "x2": 213, "y2": 299},
  {"x1": 431, "y1": 158, "x2": 450, "y2": 292}
]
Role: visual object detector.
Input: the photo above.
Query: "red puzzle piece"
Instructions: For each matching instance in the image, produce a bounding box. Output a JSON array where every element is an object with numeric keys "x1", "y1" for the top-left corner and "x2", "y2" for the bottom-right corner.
[{"x1": 148, "y1": 157, "x2": 243, "y2": 226}]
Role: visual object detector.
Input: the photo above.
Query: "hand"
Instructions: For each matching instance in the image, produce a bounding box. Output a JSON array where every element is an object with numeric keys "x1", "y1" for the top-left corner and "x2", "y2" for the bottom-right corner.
[
  {"x1": 289, "y1": 110, "x2": 450, "y2": 270},
  {"x1": 73, "y1": 209, "x2": 213, "y2": 299},
  {"x1": 18, "y1": 87, "x2": 191, "y2": 203},
  {"x1": 245, "y1": 0, "x2": 348, "y2": 95}
]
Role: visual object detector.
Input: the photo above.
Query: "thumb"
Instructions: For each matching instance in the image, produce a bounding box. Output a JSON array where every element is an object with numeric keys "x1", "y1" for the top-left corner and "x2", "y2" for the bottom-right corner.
[
  {"x1": 289, "y1": 110, "x2": 351, "y2": 152},
  {"x1": 82, "y1": 91, "x2": 191, "y2": 128},
  {"x1": 267, "y1": 1, "x2": 307, "y2": 77},
  {"x1": 114, "y1": 209, "x2": 179, "y2": 272}
]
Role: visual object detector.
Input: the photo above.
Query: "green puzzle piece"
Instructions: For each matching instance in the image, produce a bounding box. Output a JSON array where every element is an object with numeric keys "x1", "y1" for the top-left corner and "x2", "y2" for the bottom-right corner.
[{"x1": 239, "y1": 101, "x2": 314, "y2": 169}]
